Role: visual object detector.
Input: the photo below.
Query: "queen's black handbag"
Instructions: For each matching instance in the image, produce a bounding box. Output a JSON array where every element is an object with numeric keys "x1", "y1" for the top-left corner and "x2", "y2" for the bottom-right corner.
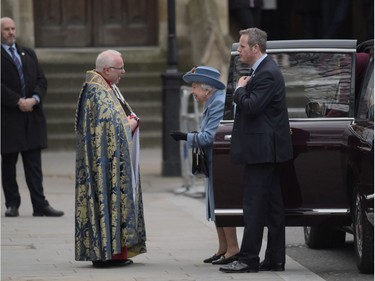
[{"x1": 192, "y1": 133, "x2": 209, "y2": 177}]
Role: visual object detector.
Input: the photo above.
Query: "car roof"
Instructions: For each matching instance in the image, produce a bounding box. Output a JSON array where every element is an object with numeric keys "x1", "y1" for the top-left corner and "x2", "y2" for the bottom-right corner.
[{"x1": 231, "y1": 39, "x2": 357, "y2": 53}]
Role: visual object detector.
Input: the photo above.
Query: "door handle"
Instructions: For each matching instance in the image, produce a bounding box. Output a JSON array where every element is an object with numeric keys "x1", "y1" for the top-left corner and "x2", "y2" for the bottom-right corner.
[
  {"x1": 224, "y1": 135, "x2": 232, "y2": 141},
  {"x1": 357, "y1": 146, "x2": 371, "y2": 152}
]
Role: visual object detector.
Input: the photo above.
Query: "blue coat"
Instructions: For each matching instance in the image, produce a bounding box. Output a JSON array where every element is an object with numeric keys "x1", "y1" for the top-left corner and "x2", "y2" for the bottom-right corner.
[{"x1": 186, "y1": 89, "x2": 225, "y2": 220}]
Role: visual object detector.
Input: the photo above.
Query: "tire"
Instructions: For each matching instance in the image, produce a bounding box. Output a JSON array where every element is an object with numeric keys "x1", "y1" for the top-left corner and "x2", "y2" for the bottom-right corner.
[
  {"x1": 353, "y1": 186, "x2": 374, "y2": 273},
  {"x1": 304, "y1": 226, "x2": 346, "y2": 249}
]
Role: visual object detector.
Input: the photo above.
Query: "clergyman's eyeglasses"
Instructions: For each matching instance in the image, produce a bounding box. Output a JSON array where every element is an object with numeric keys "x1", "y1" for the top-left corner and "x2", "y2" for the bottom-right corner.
[{"x1": 108, "y1": 66, "x2": 125, "y2": 71}]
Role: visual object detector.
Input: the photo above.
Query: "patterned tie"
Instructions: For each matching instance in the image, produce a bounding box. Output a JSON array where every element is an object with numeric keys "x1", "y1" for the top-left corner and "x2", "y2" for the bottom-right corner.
[{"x1": 9, "y1": 47, "x2": 26, "y2": 96}]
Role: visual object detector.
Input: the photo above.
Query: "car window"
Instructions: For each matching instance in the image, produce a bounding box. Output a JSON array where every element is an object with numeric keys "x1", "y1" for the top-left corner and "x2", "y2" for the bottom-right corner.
[
  {"x1": 224, "y1": 52, "x2": 355, "y2": 120},
  {"x1": 357, "y1": 59, "x2": 374, "y2": 121}
]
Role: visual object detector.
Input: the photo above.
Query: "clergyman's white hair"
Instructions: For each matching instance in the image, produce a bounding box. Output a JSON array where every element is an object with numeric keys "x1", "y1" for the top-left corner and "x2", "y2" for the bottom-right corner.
[{"x1": 95, "y1": 50, "x2": 122, "y2": 71}]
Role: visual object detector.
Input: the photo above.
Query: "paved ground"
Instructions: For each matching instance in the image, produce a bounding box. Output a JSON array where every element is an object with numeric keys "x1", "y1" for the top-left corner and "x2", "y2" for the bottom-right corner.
[{"x1": 1, "y1": 148, "x2": 326, "y2": 281}]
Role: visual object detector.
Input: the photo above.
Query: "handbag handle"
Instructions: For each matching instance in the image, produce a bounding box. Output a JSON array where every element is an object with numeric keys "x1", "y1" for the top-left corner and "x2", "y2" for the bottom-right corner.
[
  {"x1": 193, "y1": 133, "x2": 206, "y2": 157},
  {"x1": 193, "y1": 132, "x2": 202, "y2": 148}
]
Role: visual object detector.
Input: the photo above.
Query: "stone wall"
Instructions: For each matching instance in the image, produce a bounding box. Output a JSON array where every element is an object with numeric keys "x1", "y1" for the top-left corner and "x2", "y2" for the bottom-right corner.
[
  {"x1": 1, "y1": 0, "x2": 35, "y2": 47},
  {"x1": 188, "y1": 0, "x2": 231, "y2": 81},
  {"x1": 176, "y1": 0, "x2": 231, "y2": 81},
  {"x1": 1, "y1": 0, "x2": 231, "y2": 76}
]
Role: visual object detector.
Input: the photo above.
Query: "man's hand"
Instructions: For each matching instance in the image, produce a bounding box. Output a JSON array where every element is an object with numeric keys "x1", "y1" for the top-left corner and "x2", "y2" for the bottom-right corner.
[
  {"x1": 237, "y1": 76, "x2": 251, "y2": 88},
  {"x1": 170, "y1": 131, "x2": 187, "y2": 141},
  {"x1": 128, "y1": 118, "x2": 139, "y2": 132},
  {"x1": 18, "y1": 98, "x2": 36, "y2": 112}
]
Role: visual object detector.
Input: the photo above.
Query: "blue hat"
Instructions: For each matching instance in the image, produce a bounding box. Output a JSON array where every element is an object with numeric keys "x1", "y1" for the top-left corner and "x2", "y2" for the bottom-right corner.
[{"x1": 183, "y1": 66, "x2": 225, "y2": 90}]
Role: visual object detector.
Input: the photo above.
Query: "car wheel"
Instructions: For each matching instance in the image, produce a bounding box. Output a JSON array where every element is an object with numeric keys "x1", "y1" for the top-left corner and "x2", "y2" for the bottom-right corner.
[
  {"x1": 303, "y1": 226, "x2": 346, "y2": 249},
  {"x1": 353, "y1": 185, "x2": 374, "y2": 273}
]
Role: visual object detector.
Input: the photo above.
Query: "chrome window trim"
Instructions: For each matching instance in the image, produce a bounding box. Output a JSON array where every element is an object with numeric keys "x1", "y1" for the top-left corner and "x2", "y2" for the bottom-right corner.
[
  {"x1": 268, "y1": 48, "x2": 356, "y2": 53},
  {"x1": 220, "y1": 118, "x2": 355, "y2": 124},
  {"x1": 231, "y1": 48, "x2": 356, "y2": 56},
  {"x1": 231, "y1": 39, "x2": 357, "y2": 54},
  {"x1": 288, "y1": 118, "x2": 355, "y2": 122},
  {"x1": 215, "y1": 208, "x2": 350, "y2": 216}
]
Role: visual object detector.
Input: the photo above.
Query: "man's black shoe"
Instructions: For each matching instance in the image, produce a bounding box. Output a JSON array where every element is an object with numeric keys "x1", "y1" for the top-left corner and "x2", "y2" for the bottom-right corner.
[
  {"x1": 5, "y1": 206, "x2": 19, "y2": 217},
  {"x1": 259, "y1": 260, "x2": 285, "y2": 271},
  {"x1": 33, "y1": 205, "x2": 64, "y2": 217},
  {"x1": 219, "y1": 261, "x2": 259, "y2": 273}
]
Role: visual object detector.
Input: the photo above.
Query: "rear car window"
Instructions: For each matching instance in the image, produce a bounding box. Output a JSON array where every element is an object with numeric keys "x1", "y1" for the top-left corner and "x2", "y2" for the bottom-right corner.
[
  {"x1": 224, "y1": 52, "x2": 354, "y2": 120},
  {"x1": 357, "y1": 59, "x2": 374, "y2": 121}
]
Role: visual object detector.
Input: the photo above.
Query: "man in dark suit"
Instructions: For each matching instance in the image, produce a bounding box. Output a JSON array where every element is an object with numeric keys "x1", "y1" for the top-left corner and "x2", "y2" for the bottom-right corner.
[
  {"x1": 220, "y1": 28, "x2": 293, "y2": 273},
  {"x1": 1, "y1": 17, "x2": 64, "y2": 217}
]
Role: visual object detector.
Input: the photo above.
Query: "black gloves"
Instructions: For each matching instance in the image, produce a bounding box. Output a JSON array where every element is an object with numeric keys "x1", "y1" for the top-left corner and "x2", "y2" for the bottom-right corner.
[{"x1": 170, "y1": 131, "x2": 187, "y2": 141}]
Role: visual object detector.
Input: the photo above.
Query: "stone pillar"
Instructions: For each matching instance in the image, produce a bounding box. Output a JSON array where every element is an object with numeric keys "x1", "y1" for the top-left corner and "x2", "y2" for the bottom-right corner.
[{"x1": 1, "y1": 0, "x2": 35, "y2": 47}]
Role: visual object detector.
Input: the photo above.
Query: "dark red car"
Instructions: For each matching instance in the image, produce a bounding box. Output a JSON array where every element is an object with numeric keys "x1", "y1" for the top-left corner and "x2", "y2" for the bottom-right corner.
[{"x1": 212, "y1": 39, "x2": 374, "y2": 273}]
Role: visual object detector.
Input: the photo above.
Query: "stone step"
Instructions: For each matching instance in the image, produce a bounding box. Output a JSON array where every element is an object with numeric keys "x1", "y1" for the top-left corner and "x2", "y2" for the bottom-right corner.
[
  {"x1": 44, "y1": 86, "x2": 162, "y2": 103},
  {"x1": 47, "y1": 131, "x2": 161, "y2": 151},
  {"x1": 36, "y1": 47, "x2": 166, "y2": 150},
  {"x1": 42, "y1": 61, "x2": 166, "y2": 74},
  {"x1": 43, "y1": 101, "x2": 162, "y2": 118},
  {"x1": 45, "y1": 72, "x2": 162, "y2": 89},
  {"x1": 36, "y1": 47, "x2": 166, "y2": 73},
  {"x1": 46, "y1": 116, "x2": 162, "y2": 135}
]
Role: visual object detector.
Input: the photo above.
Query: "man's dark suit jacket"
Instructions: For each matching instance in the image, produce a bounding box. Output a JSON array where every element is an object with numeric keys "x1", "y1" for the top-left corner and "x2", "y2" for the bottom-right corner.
[
  {"x1": 1, "y1": 43, "x2": 48, "y2": 154},
  {"x1": 230, "y1": 55, "x2": 293, "y2": 165}
]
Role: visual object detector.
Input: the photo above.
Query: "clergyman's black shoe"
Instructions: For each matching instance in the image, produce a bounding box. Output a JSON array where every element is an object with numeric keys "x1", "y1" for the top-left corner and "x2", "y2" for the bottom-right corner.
[
  {"x1": 259, "y1": 260, "x2": 285, "y2": 271},
  {"x1": 92, "y1": 260, "x2": 107, "y2": 268},
  {"x1": 219, "y1": 261, "x2": 259, "y2": 273},
  {"x1": 108, "y1": 259, "x2": 133, "y2": 266},
  {"x1": 5, "y1": 206, "x2": 19, "y2": 217},
  {"x1": 33, "y1": 205, "x2": 64, "y2": 217},
  {"x1": 92, "y1": 259, "x2": 133, "y2": 268}
]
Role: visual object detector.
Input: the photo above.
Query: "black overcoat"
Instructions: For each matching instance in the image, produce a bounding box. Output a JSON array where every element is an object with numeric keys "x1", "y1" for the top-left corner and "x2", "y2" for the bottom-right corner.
[{"x1": 1, "y1": 43, "x2": 48, "y2": 154}]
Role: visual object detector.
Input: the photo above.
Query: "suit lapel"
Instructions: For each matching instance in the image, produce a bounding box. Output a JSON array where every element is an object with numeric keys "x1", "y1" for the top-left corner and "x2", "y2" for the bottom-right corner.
[
  {"x1": 15, "y1": 44, "x2": 26, "y2": 65},
  {"x1": 1, "y1": 44, "x2": 26, "y2": 70},
  {"x1": 246, "y1": 56, "x2": 272, "y2": 89},
  {"x1": 253, "y1": 55, "x2": 271, "y2": 76},
  {"x1": 1, "y1": 46, "x2": 14, "y2": 64}
]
